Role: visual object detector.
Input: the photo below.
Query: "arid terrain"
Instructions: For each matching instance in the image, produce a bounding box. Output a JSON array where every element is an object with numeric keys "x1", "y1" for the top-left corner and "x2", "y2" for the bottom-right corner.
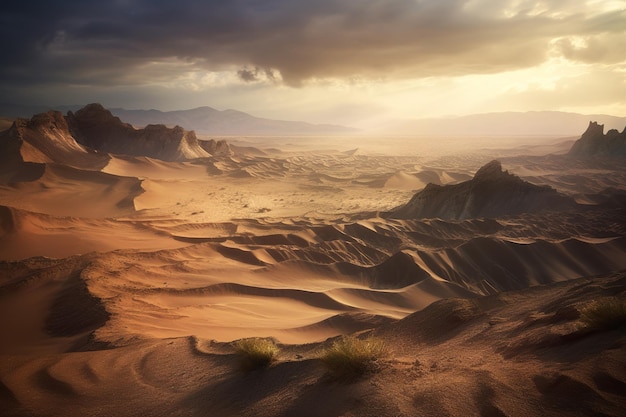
[{"x1": 1, "y1": 105, "x2": 625, "y2": 416}]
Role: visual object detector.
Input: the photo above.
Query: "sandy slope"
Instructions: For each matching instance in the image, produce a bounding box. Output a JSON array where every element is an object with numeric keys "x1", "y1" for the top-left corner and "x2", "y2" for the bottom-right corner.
[
  {"x1": 0, "y1": 164, "x2": 143, "y2": 218},
  {"x1": 0, "y1": 206, "x2": 190, "y2": 260},
  {"x1": 1, "y1": 272, "x2": 624, "y2": 417},
  {"x1": 2, "y1": 207, "x2": 624, "y2": 346},
  {"x1": 1, "y1": 133, "x2": 626, "y2": 416}
]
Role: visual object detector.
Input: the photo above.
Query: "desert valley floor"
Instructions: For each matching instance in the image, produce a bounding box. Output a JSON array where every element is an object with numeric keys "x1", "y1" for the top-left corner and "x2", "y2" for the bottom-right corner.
[{"x1": 1, "y1": 109, "x2": 625, "y2": 416}]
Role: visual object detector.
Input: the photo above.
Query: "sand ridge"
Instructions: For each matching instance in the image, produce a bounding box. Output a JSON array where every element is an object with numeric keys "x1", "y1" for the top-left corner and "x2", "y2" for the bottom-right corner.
[{"x1": 4, "y1": 206, "x2": 622, "y2": 348}]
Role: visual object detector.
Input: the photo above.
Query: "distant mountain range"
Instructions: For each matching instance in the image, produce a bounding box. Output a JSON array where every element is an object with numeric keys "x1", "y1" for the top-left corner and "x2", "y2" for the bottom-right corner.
[
  {"x1": 0, "y1": 104, "x2": 355, "y2": 136},
  {"x1": 1, "y1": 104, "x2": 624, "y2": 136},
  {"x1": 380, "y1": 111, "x2": 626, "y2": 136},
  {"x1": 109, "y1": 107, "x2": 357, "y2": 136}
]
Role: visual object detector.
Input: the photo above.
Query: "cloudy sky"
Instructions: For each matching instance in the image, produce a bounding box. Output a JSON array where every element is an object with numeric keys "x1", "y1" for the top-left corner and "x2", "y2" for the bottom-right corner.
[{"x1": 1, "y1": 0, "x2": 624, "y2": 127}]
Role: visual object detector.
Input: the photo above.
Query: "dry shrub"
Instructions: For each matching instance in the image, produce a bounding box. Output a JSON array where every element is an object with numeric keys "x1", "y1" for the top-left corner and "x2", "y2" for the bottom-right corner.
[
  {"x1": 233, "y1": 338, "x2": 280, "y2": 371},
  {"x1": 321, "y1": 335, "x2": 386, "y2": 379},
  {"x1": 579, "y1": 298, "x2": 626, "y2": 331}
]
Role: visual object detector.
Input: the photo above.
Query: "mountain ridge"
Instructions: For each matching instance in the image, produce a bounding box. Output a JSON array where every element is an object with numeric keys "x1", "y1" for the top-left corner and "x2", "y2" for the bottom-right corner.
[
  {"x1": 381, "y1": 111, "x2": 626, "y2": 136},
  {"x1": 0, "y1": 104, "x2": 356, "y2": 136},
  {"x1": 0, "y1": 103, "x2": 226, "y2": 182},
  {"x1": 67, "y1": 103, "x2": 211, "y2": 161},
  {"x1": 109, "y1": 106, "x2": 357, "y2": 135},
  {"x1": 3, "y1": 104, "x2": 624, "y2": 136},
  {"x1": 0, "y1": 109, "x2": 109, "y2": 182}
]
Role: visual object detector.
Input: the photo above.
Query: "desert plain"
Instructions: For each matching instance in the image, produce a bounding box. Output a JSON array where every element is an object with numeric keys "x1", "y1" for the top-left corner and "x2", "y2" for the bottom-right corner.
[{"x1": 1, "y1": 105, "x2": 625, "y2": 416}]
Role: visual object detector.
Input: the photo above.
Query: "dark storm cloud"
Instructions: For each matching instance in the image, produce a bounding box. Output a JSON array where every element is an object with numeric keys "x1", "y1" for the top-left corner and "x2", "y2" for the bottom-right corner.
[
  {"x1": 238, "y1": 68, "x2": 260, "y2": 82},
  {"x1": 237, "y1": 66, "x2": 277, "y2": 82},
  {"x1": 0, "y1": 0, "x2": 624, "y2": 93}
]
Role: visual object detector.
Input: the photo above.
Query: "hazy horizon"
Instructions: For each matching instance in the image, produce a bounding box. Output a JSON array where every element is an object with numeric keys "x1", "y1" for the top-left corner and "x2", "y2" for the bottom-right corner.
[{"x1": 3, "y1": 102, "x2": 626, "y2": 137}]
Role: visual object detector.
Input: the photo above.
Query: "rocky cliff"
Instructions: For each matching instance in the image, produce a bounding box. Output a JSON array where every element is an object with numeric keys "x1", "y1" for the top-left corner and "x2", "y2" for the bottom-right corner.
[
  {"x1": 0, "y1": 104, "x2": 234, "y2": 182},
  {"x1": 67, "y1": 103, "x2": 211, "y2": 161},
  {"x1": 199, "y1": 139, "x2": 232, "y2": 156},
  {"x1": 568, "y1": 121, "x2": 626, "y2": 157},
  {"x1": 0, "y1": 110, "x2": 108, "y2": 182},
  {"x1": 390, "y1": 160, "x2": 575, "y2": 220}
]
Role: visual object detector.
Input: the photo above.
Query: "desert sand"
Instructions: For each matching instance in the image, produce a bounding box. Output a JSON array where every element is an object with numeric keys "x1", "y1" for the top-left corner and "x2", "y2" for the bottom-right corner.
[{"x1": 1, "y1": 108, "x2": 625, "y2": 416}]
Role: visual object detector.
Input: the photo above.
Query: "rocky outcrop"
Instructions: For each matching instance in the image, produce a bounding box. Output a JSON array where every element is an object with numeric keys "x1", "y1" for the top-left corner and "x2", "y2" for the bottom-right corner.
[
  {"x1": 67, "y1": 103, "x2": 211, "y2": 161},
  {"x1": 568, "y1": 121, "x2": 626, "y2": 157},
  {"x1": 0, "y1": 205, "x2": 17, "y2": 234},
  {"x1": 0, "y1": 103, "x2": 229, "y2": 182},
  {"x1": 199, "y1": 139, "x2": 232, "y2": 156},
  {"x1": 0, "y1": 110, "x2": 108, "y2": 182},
  {"x1": 390, "y1": 160, "x2": 575, "y2": 220}
]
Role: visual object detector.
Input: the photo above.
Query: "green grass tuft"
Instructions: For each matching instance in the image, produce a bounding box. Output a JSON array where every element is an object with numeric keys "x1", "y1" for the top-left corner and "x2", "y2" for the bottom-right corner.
[
  {"x1": 579, "y1": 298, "x2": 626, "y2": 331},
  {"x1": 321, "y1": 335, "x2": 386, "y2": 379},
  {"x1": 233, "y1": 338, "x2": 280, "y2": 371}
]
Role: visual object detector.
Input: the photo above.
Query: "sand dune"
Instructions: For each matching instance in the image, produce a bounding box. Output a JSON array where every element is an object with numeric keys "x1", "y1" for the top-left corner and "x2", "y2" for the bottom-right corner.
[
  {"x1": 0, "y1": 205, "x2": 189, "y2": 260},
  {"x1": 1, "y1": 271, "x2": 624, "y2": 416},
  {"x1": 500, "y1": 154, "x2": 626, "y2": 196},
  {"x1": 102, "y1": 154, "x2": 209, "y2": 180},
  {"x1": 2, "y1": 204, "x2": 623, "y2": 350},
  {"x1": 383, "y1": 171, "x2": 428, "y2": 190},
  {"x1": 1, "y1": 114, "x2": 626, "y2": 416},
  {"x1": 0, "y1": 164, "x2": 144, "y2": 218}
]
